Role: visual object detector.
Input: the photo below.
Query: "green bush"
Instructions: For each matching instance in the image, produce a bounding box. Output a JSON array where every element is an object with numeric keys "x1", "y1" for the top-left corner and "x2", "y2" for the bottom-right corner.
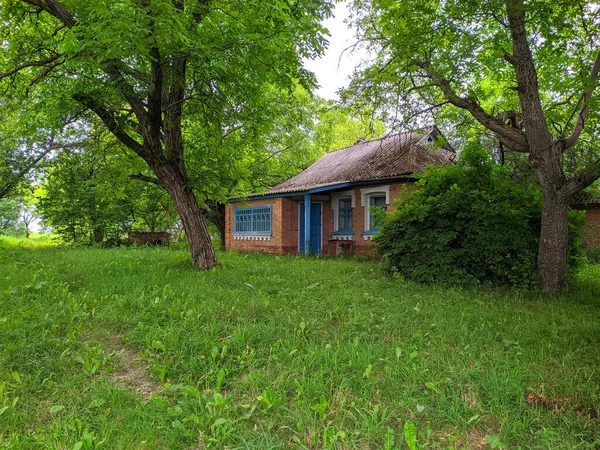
[
  {"x1": 585, "y1": 245, "x2": 600, "y2": 264},
  {"x1": 374, "y1": 144, "x2": 583, "y2": 289}
]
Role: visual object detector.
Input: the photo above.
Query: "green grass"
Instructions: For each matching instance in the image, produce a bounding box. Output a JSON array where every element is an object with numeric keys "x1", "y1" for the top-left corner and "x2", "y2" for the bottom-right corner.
[{"x1": 0, "y1": 235, "x2": 599, "y2": 449}]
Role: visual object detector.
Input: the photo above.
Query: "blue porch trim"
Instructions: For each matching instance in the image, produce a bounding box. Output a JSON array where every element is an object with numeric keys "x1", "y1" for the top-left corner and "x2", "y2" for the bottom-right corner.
[
  {"x1": 304, "y1": 194, "x2": 311, "y2": 255},
  {"x1": 227, "y1": 176, "x2": 414, "y2": 203}
]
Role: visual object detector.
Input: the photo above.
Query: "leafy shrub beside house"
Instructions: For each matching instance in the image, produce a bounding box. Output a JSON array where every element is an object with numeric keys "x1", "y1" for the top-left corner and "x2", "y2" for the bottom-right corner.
[{"x1": 374, "y1": 145, "x2": 584, "y2": 288}]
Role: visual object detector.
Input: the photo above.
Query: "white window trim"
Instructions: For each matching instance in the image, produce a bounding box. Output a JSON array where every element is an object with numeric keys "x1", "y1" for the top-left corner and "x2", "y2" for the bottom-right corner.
[
  {"x1": 232, "y1": 204, "x2": 273, "y2": 238},
  {"x1": 330, "y1": 190, "x2": 355, "y2": 233},
  {"x1": 233, "y1": 235, "x2": 272, "y2": 241},
  {"x1": 360, "y1": 186, "x2": 390, "y2": 207},
  {"x1": 360, "y1": 186, "x2": 390, "y2": 233}
]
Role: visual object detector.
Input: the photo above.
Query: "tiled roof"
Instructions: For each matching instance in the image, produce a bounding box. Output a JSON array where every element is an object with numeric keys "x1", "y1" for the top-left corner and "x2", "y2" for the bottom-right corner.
[
  {"x1": 265, "y1": 130, "x2": 457, "y2": 195},
  {"x1": 571, "y1": 191, "x2": 600, "y2": 205}
]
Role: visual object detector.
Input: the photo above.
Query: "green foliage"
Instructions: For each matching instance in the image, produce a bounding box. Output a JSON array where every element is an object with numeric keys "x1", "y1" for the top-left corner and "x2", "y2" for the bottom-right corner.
[
  {"x1": 375, "y1": 144, "x2": 583, "y2": 288},
  {"x1": 0, "y1": 198, "x2": 23, "y2": 235},
  {"x1": 37, "y1": 132, "x2": 177, "y2": 244},
  {"x1": 312, "y1": 101, "x2": 386, "y2": 153},
  {"x1": 585, "y1": 245, "x2": 600, "y2": 264},
  {"x1": 1, "y1": 0, "x2": 335, "y2": 267},
  {"x1": 0, "y1": 0, "x2": 334, "y2": 201},
  {"x1": 0, "y1": 237, "x2": 598, "y2": 448},
  {"x1": 345, "y1": 1, "x2": 600, "y2": 138},
  {"x1": 345, "y1": 0, "x2": 600, "y2": 293}
]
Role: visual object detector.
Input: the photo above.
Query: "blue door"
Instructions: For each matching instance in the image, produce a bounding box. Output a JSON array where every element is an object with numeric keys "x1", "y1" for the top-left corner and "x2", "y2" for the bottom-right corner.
[{"x1": 299, "y1": 203, "x2": 322, "y2": 253}]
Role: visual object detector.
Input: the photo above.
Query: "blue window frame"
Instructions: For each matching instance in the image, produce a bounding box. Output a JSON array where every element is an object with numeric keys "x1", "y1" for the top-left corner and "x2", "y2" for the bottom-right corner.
[
  {"x1": 234, "y1": 205, "x2": 272, "y2": 235},
  {"x1": 338, "y1": 197, "x2": 353, "y2": 232},
  {"x1": 369, "y1": 195, "x2": 387, "y2": 231}
]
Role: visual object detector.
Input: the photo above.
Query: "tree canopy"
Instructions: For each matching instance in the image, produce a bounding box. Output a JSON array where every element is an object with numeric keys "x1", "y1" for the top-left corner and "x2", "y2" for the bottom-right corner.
[
  {"x1": 345, "y1": 0, "x2": 600, "y2": 293},
  {"x1": 37, "y1": 127, "x2": 177, "y2": 244},
  {"x1": 1, "y1": 0, "x2": 333, "y2": 268}
]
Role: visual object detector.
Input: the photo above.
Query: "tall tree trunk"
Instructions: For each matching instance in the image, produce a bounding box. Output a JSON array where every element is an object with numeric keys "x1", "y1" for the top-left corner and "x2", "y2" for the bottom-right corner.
[
  {"x1": 538, "y1": 189, "x2": 570, "y2": 294},
  {"x1": 529, "y1": 148, "x2": 571, "y2": 294},
  {"x1": 507, "y1": 0, "x2": 572, "y2": 294},
  {"x1": 93, "y1": 226, "x2": 104, "y2": 244},
  {"x1": 70, "y1": 30, "x2": 218, "y2": 269},
  {"x1": 167, "y1": 183, "x2": 217, "y2": 269},
  {"x1": 154, "y1": 164, "x2": 217, "y2": 269}
]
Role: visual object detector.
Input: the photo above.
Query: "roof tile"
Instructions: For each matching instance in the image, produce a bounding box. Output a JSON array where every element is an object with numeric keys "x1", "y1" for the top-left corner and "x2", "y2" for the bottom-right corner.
[{"x1": 265, "y1": 131, "x2": 457, "y2": 195}]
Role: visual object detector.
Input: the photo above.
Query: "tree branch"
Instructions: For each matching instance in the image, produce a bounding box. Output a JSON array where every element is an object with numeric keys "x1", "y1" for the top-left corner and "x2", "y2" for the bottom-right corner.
[
  {"x1": 0, "y1": 132, "x2": 56, "y2": 200},
  {"x1": 563, "y1": 49, "x2": 600, "y2": 149},
  {"x1": 21, "y1": 0, "x2": 75, "y2": 27},
  {"x1": 162, "y1": 57, "x2": 187, "y2": 163},
  {"x1": 129, "y1": 173, "x2": 164, "y2": 187},
  {"x1": 72, "y1": 93, "x2": 151, "y2": 159},
  {"x1": 27, "y1": 58, "x2": 65, "y2": 93},
  {"x1": 418, "y1": 62, "x2": 529, "y2": 152},
  {"x1": 563, "y1": 158, "x2": 600, "y2": 199},
  {"x1": 17, "y1": 1, "x2": 155, "y2": 155},
  {"x1": 0, "y1": 54, "x2": 62, "y2": 81},
  {"x1": 147, "y1": 47, "x2": 163, "y2": 140},
  {"x1": 503, "y1": 50, "x2": 517, "y2": 66},
  {"x1": 103, "y1": 61, "x2": 149, "y2": 127}
]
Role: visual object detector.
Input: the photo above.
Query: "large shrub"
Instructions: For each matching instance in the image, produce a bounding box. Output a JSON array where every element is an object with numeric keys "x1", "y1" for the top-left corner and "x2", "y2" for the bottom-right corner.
[{"x1": 374, "y1": 145, "x2": 583, "y2": 288}]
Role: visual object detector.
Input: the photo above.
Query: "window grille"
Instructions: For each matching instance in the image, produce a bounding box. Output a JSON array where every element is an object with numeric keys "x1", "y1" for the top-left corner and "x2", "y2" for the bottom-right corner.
[
  {"x1": 338, "y1": 197, "x2": 353, "y2": 232},
  {"x1": 234, "y1": 206, "x2": 272, "y2": 235},
  {"x1": 369, "y1": 195, "x2": 387, "y2": 231}
]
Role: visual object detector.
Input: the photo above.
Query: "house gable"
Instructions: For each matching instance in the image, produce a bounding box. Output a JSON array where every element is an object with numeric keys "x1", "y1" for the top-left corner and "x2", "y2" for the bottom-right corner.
[
  {"x1": 263, "y1": 129, "x2": 456, "y2": 196},
  {"x1": 226, "y1": 127, "x2": 454, "y2": 255}
]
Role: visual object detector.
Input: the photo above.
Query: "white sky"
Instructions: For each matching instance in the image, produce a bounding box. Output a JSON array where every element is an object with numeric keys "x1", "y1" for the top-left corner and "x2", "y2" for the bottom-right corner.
[{"x1": 303, "y1": 1, "x2": 367, "y2": 101}]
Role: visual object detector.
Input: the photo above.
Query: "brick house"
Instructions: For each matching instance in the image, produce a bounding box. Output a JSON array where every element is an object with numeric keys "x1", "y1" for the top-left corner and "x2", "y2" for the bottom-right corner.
[
  {"x1": 572, "y1": 192, "x2": 600, "y2": 247},
  {"x1": 225, "y1": 126, "x2": 457, "y2": 255}
]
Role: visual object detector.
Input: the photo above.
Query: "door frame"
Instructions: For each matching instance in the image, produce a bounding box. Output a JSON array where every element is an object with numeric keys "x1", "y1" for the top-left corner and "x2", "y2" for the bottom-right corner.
[{"x1": 298, "y1": 201, "x2": 323, "y2": 253}]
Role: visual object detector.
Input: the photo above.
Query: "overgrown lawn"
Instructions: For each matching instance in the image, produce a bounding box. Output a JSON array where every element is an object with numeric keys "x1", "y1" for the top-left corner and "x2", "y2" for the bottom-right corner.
[{"x1": 0, "y1": 236, "x2": 599, "y2": 449}]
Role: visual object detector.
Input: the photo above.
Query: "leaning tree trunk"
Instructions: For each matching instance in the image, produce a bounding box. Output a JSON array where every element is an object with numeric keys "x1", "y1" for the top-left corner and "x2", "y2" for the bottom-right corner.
[
  {"x1": 70, "y1": 42, "x2": 217, "y2": 269},
  {"x1": 154, "y1": 164, "x2": 218, "y2": 270},
  {"x1": 537, "y1": 190, "x2": 570, "y2": 295}
]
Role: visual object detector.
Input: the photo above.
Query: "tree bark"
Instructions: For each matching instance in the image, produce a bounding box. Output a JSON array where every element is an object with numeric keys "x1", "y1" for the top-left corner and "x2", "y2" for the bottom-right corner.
[
  {"x1": 154, "y1": 164, "x2": 217, "y2": 269},
  {"x1": 507, "y1": 0, "x2": 571, "y2": 294},
  {"x1": 167, "y1": 183, "x2": 217, "y2": 269},
  {"x1": 537, "y1": 187, "x2": 570, "y2": 294},
  {"x1": 528, "y1": 141, "x2": 572, "y2": 294}
]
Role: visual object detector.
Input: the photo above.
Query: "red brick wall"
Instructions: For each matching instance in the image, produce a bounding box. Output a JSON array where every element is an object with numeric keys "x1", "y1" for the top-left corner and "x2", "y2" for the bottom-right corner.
[
  {"x1": 225, "y1": 181, "x2": 414, "y2": 255},
  {"x1": 225, "y1": 198, "x2": 285, "y2": 253},
  {"x1": 579, "y1": 205, "x2": 600, "y2": 246},
  {"x1": 227, "y1": 189, "x2": 600, "y2": 255},
  {"x1": 324, "y1": 182, "x2": 413, "y2": 256},
  {"x1": 281, "y1": 198, "x2": 299, "y2": 253}
]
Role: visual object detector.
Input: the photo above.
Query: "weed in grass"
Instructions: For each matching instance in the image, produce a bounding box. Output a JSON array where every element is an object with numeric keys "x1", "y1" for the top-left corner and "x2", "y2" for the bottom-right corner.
[{"x1": 0, "y1": 235, "x2": 599, "y2": 448}]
